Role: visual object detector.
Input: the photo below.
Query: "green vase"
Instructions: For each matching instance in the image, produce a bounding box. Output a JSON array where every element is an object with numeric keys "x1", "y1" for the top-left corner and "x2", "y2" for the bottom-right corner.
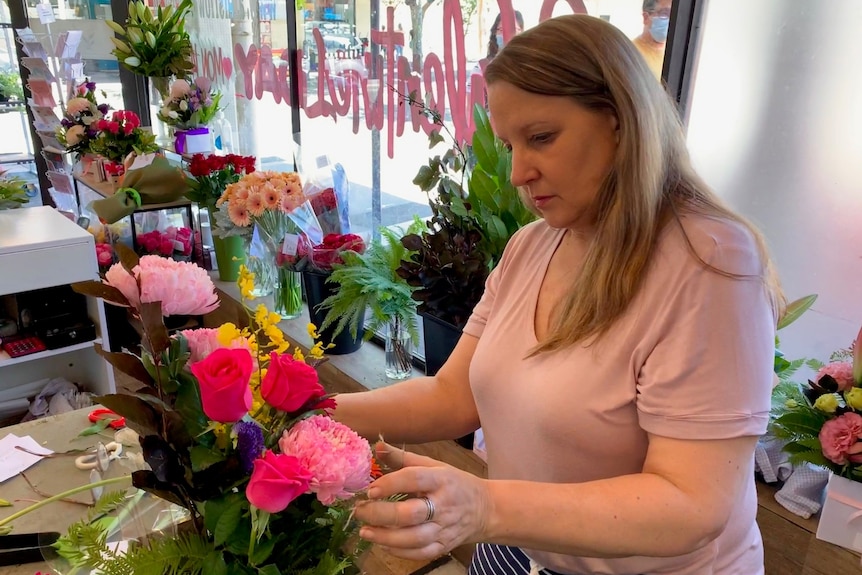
[{"x1": 212, "y1": 234, "x2": 245, "y2": 282}]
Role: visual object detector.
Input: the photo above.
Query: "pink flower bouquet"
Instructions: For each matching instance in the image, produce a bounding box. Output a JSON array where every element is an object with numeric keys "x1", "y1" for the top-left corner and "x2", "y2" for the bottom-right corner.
[
  {"x1": 772, "y1": 323, "x2": 862, "y2": 479},
  {"x1": 66, "y1": 247, "x2": 373, "y2": 573},
  {"x1": 136, "y1": 226, "x2": 194, "y2": 260}
]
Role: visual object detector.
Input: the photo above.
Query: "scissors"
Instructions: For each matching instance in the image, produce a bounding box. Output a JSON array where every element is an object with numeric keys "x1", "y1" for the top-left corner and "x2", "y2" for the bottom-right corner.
[
  {"x1": 74, "y1": 442, "x2": 124, "y2": 471},
  {"x1": 88, "y1": 408, "x2": 126, "y2": 429}
]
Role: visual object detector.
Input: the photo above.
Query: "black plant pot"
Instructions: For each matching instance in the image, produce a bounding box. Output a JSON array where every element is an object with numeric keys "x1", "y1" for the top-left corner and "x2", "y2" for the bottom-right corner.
[
  {"x1": 421, "y1": 313, "x2": 461, "y2": 376},
  {"x1": 421, "y1": 314, "x2": 474, "y2": 449},
  {"x1": 302, "y1": 270, "x2": 365, "y2": 355}
]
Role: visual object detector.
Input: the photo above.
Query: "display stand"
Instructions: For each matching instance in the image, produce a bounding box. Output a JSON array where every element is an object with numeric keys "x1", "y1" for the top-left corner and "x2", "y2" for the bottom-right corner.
[{"x1": 0, "y1": 207, "x2": 115, "y2": 406}]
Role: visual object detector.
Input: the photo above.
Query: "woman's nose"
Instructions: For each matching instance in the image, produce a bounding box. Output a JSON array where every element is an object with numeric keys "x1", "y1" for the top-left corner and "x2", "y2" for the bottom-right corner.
[{"x1": 509, "y1": 150, "x2": 537, "y2": 187}]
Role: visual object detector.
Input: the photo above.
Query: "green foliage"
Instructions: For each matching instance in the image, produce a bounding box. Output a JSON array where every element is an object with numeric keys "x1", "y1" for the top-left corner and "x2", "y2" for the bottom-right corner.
[
  {"x1": 778, "y1": 294, "x2": 818, "y2": 331},
  {"x1": 319, "y1": 221, "x2": 424, "y2": 341},
  {"x1": 399, "y1": 97, "x2": 535, "y2": 328},
  {"x1": 106, "y1": 0, "x2": 195, "y2": 81},
  {"x1": 0, "y1": 69, "x2": 23, "y2": 102},
  {"x1": 0, "y1": 171, "x2": 29, "y2": 209}
]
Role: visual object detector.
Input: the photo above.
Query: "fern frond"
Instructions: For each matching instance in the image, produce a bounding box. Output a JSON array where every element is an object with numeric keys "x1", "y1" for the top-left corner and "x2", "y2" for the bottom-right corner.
[{"x1": 124, "y1": 530, "x2": 213, "y2": 575}]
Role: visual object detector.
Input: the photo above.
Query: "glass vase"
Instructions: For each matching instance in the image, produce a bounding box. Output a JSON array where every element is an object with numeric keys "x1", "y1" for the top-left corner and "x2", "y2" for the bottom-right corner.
[
  {"x1": 244, "y1": 225, "x2": 275, "y2": 297},
  {"x1": 273, "y1": 266, "x2": 302, "y2": 320},
  {"x1": 385, "y1": 317, "x2": 413, "y2": 380},
  {"x1": 149, "y1": 76, "x2": 173, "y2": 148}
]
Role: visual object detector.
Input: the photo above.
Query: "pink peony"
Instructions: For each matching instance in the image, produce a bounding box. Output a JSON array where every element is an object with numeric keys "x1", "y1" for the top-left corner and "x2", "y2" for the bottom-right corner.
[
  {"x1": 103, "y1": 256, "x2": 219, "y2": 316},
  {"x1": 817, "y1": 361, "x2": 856, "y2": 392},
  {"x1": 820, "y1": 412, "x2": 862, "y2": 464},
  {"x1": 179, "y1": 327, "x2": 251, "y2": 364},
  {"x1": 279, "y1": 415, "x2": 372, "y2": 505}
]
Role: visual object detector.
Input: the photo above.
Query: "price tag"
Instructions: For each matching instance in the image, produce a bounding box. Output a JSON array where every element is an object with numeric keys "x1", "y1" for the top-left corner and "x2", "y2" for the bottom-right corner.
[
  {"x1": 282, "y1": 233, "x2": 299, "y2": 256},
  {"x1": 37, "y1": 1, "x2": 55, "y2": 24}
]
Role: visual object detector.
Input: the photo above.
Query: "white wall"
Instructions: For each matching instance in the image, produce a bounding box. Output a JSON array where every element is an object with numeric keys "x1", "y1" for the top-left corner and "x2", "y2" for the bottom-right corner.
[{"x1": 687, "y1": 0, "x2": 862, "y2": 364}]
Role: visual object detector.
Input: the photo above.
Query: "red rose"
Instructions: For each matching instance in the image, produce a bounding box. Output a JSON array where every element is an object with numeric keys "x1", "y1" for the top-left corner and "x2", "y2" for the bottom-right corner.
[
  {"x1": 245, "y1": 450, "x2": 312, "y2": 513},
  {"x1": 190, "y1": 348, "x2": 253, "y2": 422},
  {"x1": 261, "y1": 352, "x2": 325, "y2": 412}
]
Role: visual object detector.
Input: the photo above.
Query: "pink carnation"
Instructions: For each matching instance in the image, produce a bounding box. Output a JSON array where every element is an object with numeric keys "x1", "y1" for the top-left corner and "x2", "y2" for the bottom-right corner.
[
  {"x1": 278, "y1": 415, "x2": 372, "y2": 505},
  {"x1": 179, "y1": 327, "x2": 251, "y2": 364},
  {"x1": 65, "y1": 97, "x2": 91, "y2": 116},
  {"x1": 817, "y1": 361, "x2": 856, "y2": 391},
  {"x1": 103, "y1": 256, "x2": 219, "y2": 316},
  {"x1": 820, "y1": 412, "x2": 862, "y2": 465}
]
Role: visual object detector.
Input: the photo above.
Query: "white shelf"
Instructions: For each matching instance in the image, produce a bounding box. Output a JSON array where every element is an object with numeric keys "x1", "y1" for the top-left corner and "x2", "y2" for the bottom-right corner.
[{"x1": 0, "y1": 338, "x2": 101, "y2": 368}]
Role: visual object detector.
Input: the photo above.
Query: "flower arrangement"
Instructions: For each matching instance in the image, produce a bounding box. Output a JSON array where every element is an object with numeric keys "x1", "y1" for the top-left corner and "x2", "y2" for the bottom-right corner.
[
  {"x1": 278, "y1": 232, "x2": 366, "y2": 272},
  {"x1": 95, "y1": 241, "x2": 115, "y2": 272},
  {"x1": 36, "y1": 246, "x2": 376, "y2": 573},
  {"x1": 56, "y1": 79, "x2": 110, "y2": 158},
  {"x1": 105, "y1": 0, "x2": 195, "y2": 97},
  {"x1": 88, "y1": 110, "x2": 159, "y2": 164},
  {"x1": 137, "y1": 226, "x2": 194, "y2": 260},
  {"x1": 0, "y1": 169, "x2": 28, "y2": 209},
  {"x1": 215, "y1": 171, "x2": 308, "y2": 316},
  {"x1": 771, "y1": 323, "x2": 862, "y2": 479},
  {"x1": 186, "y1": 153, "x2": 256, "y2": 213},
  {"x1": 157, "y1": 77, "x2": 221, "y2": 130}
]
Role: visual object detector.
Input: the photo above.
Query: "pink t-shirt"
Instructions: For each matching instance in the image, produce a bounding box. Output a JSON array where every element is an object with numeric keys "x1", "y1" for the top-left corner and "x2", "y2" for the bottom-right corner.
[{"x1": 464, "y1": 215, "x2": 776, "y2": 575}]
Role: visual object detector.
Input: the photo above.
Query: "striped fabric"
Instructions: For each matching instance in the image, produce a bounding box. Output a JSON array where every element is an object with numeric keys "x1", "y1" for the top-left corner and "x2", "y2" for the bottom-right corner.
[{"x1": 468, "y1": 544, "x2": 568, "y2": 575}]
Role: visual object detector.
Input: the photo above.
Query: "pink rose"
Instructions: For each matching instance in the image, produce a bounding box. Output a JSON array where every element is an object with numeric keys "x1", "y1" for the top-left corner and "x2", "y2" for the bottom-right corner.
[
  {"x1": 261, "y1": 352, "x2": 326, "y2": 412},
  {"x1": 190, "y1": 348, "x2": 253, "y2": 422},
  {"x1": 245, "y1": 450, "x2": 313, "y2": 513},
  {"x1": 820, "y1": 412, "x2": 862, "y2": 464},
  {"x1": 817, "y1": 361, "x2": 856, "y2": 392},
  {"x1": 159, "y1": 238, "x2": 174, "y2": 256}
]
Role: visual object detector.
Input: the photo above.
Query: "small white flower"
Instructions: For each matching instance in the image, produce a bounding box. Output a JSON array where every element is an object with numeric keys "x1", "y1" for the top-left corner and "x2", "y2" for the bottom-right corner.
[
  {"x1": 168, "y1": 111, "x2": 179, "y2": 119},
  {"x1": 179, "y1": 100, "x2": 189, "y2": 112}
]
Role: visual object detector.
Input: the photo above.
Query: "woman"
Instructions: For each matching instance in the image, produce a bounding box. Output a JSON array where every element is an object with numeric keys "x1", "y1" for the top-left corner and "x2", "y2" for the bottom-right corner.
[
  {"x1": 487, "y1": 10, "x2": 524, "y2": 59},
  {"x1": 339, "y1": 14, "x2": 781, "y2": 575}
]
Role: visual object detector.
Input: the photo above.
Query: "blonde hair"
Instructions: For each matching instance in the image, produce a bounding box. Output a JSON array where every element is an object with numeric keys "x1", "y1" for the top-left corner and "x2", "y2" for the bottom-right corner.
[{"x1": 484, "y1": 15, "x2": 784, "y2": 354}]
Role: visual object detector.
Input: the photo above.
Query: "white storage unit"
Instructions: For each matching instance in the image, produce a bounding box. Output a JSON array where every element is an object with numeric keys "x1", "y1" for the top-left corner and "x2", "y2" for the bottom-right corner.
[{"x1": 0, "y1": 206, "x2": 115, "y2": 397}]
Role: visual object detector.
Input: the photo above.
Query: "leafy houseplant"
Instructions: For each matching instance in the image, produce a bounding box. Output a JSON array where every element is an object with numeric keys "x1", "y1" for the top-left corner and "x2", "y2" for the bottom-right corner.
[
  {"x1": 316, "y1": 222, "x2": 424, "y2": 376},
  {"x1": 398, "y1": 101, "x2": 535, "y2": 331},
  {"x1": 0, "y1": 169, "x2": 29, "y2": 209}
]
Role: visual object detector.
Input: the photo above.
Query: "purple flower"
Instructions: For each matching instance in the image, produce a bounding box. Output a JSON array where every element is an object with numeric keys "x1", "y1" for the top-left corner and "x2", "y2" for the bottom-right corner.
[
  {"x1": 85, "y1": 81, "x2": 96, "y2": 93},
  {"x1": 235, "y1": 420, "x2": 265, "y2": 474},
  {"x1": 97, "y1": 104, "x2": 110, "y2": 115},
  {"x1": 60, "y1": 118, "x2": 73, "y2": 128}
]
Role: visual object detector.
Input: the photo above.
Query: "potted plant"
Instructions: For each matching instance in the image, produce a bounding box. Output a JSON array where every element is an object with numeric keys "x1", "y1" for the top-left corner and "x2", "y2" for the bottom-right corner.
[
  {"x1": 158, "y1": 77, "x2": 222, "y2": 155},
  {"x1": 398, "y1": 102, "x2": 535, "y2": 376},
  {"x1": 316, "y1": 221, "x2": 424, "y2": 378}
]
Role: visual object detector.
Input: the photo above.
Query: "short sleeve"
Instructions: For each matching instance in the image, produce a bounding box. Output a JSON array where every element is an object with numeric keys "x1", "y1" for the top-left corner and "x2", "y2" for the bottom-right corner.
[
  {"x1": 462, "y1": 223, "x2": 535, "y2": 339},
  {"x1": 636, "y1": 230, "x2": 777, "y2": 440}
]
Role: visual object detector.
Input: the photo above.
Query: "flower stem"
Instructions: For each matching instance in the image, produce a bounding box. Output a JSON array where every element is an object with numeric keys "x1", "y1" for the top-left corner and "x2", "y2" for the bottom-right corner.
[{"x1": 0, "y1": 475, "x2": 131, "y2": 530}]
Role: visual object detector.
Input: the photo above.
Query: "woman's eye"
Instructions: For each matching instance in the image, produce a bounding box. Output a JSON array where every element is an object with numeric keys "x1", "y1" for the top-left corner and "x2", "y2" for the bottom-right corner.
[
  {"x1": 501, "y1": 141, "x2": 513, "y2": 152},
  {"x1": 530, "y1": 132, "x2": 554, "y2": 145}
]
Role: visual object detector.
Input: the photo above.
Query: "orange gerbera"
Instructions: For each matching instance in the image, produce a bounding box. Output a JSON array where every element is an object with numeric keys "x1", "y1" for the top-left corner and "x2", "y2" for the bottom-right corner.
[
  {"x1": 246, "y1": 191, "x2": 265, "y2": 217},
  {"x1": 228, "y1": 202, "x2": 251, "y2": 227}
]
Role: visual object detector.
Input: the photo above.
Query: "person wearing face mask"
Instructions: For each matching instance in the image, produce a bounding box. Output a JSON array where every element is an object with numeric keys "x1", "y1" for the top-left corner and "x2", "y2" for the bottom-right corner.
[
  {"x1": 633, "y1": 0, "x2": 671, "y2": 80},
  {"x1": 487, "y1": 10, "x2": 524, "y2": 60}
]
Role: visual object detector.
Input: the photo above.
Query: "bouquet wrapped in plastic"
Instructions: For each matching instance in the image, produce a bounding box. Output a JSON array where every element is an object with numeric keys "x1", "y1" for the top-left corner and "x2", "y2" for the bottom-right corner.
[{"x1": 304, "y1": 159, "x2": 351, "y2": 236}]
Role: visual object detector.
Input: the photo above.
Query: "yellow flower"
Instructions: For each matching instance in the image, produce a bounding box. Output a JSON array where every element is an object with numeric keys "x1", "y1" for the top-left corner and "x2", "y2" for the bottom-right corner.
[
  {"x1": 307, "y1": 323, "x2": 320, "y2": 340},
  {"x1": 814, "y1": 393, "x2": 839, "y2": 413},
  {"x1": 213, "y1": 424, "x2": 230, "y2": 450},
  {"x1": 845, "y1": 388, "x2": 862, "y2": 410},
  {"x1": 255, "y1": 304, "x2": 275, "y2": 331},
  {"x1": 217, "y1": 323, "x2": 243, "y2": 346},
  {"x1": 293, "y1": 347, "x2": 305, "y2": 362},
  {"x1": 309, "y1": 341, "x2": 326, "y2": 360},
  {"x1": 238, "y1": 265, "x2": 256, "y2": 300}
]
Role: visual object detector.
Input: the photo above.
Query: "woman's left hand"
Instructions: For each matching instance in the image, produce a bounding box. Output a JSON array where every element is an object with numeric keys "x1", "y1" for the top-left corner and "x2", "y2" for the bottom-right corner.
[{"x1": 353, "y1": 442, "x2": 492, "y2": 560}]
